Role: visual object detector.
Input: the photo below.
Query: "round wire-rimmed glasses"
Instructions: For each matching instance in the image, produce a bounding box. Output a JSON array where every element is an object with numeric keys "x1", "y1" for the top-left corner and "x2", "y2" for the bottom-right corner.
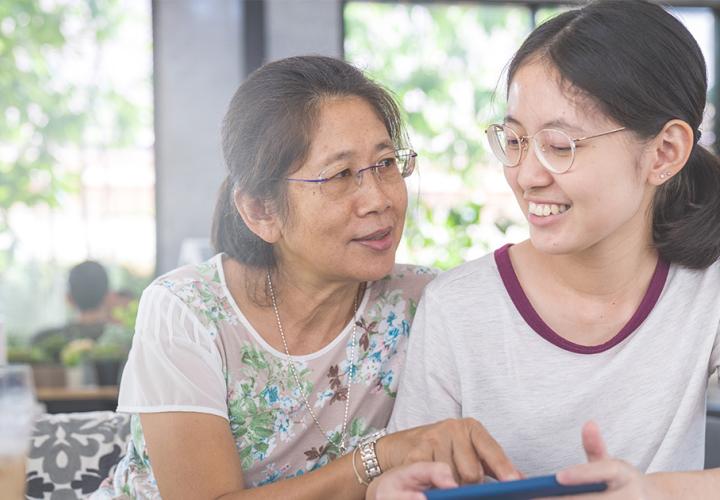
[
  {"x1": 286, "y1": 148, "x2": 417, "y2": 200},
  {"x1": 485, "y1": 123, "x2": 626, "y2": 174}
]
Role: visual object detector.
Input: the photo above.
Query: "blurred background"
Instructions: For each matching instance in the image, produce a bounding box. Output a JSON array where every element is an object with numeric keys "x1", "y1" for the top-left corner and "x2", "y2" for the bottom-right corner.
[{"x1": 1, "y1": 0, "x2": 718, "y2": 349}]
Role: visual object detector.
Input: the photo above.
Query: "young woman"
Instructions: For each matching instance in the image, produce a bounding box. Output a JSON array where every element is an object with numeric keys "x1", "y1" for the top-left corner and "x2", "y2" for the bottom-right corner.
[
  {"x1": 93, "y1": 56, "x2": 518, "y2": 499},
  {"x1": 390, "y1": 0, "x2": 720, "y2": 497}
]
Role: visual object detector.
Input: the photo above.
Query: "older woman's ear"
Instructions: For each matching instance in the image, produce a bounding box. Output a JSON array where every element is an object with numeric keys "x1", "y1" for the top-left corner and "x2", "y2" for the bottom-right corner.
[{"x1": 233, "y1": 191, "x2": 282, "y2": 244}]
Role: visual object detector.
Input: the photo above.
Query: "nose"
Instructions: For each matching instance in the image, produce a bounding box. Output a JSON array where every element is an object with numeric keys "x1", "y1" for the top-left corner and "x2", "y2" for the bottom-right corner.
[
  {"x1": 355, "y1": 168, "x2": 393, "y2": 214},
  {"x1": 515, "y1": 140, "x2": 554, "y2": 191}
]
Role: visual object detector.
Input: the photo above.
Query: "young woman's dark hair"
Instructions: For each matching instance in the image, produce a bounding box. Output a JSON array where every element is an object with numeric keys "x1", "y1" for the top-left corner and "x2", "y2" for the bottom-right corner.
[
  {"x1": 212, "y1": 55, "x2": 407, "y2": 269},
  {"x1": 507, "y1": 0, "x2": 720, "y2": 269}
]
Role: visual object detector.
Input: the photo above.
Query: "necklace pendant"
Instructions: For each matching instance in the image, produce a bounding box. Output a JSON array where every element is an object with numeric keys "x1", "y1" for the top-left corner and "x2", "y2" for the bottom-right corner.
[{"x1": 339, "y1": 441, "x2": 346, "y2": 455}]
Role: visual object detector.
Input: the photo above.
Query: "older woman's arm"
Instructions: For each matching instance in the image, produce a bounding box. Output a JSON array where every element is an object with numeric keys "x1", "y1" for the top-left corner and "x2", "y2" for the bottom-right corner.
[{"x1": 142, "y1": 411, "x2": 521, "y2": 500}]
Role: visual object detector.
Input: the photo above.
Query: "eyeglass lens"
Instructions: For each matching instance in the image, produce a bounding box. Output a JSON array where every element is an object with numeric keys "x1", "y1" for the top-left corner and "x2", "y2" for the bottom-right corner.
[
  {"x1": 487, "y1": 125, "x2": 575, "y2": 173},
  {"x1": 320, "y1": 152, "x2": 414, "y2": 199}
]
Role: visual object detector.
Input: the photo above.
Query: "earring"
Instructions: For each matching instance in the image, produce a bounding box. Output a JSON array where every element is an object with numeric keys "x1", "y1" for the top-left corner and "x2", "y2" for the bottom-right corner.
[{"x1": 659, "y1": 172, "x2": 671, "y2": 180}]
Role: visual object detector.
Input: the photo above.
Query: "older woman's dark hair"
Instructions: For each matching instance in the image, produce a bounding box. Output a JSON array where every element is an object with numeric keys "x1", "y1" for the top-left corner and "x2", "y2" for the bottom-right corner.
[
  {"x1": 508, "y1": 0, "x2": 720, "y2": 269},
  {"x1": 212, "y1": 55, "x2": 406, "y2": 268}
]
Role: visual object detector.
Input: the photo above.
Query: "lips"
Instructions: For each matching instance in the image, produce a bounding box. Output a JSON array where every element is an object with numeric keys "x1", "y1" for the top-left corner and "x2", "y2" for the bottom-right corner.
[
  {"x1": 352, "y1": 227, "x2": 394, "y2": 251},
  {"x1": 354, "y1": 227, "x2": 392, "y2": 241}
]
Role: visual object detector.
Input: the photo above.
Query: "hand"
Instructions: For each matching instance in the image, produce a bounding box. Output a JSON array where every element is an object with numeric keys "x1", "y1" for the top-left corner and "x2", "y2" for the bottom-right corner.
[
  {"x1": 377, "y1": 418, "x2": 521, "y2": 485},
  {"x1": 366, "y1": 462, "x2": 458, "y2": 500},
  {"x1": 552, "y1": 421, "x2": 657, "y2": 499}
]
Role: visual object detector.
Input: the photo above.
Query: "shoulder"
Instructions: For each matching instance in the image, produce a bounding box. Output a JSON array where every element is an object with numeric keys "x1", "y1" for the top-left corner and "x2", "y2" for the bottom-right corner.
[
  {"x1": 424, "y1": 251, "x2": 500, "y2": 300},
  {"x1": 31, "y1": 326, "x2": 66, "y2": 345},
  {"x1": 372, "y1": 263, "x2": 437, "y2": 300},
  {"x1": 151, "y1": 255, "x2": 225, "y2": 303},
  {"x1": 361, "y1": 264, "x2": 437, "y2": 324},
  {"x1": 139, "y1": 255, "x2": 237, "y2": 337},
  {"x1": 665, "y1": 259, "x2": 720, "y2": 302}
]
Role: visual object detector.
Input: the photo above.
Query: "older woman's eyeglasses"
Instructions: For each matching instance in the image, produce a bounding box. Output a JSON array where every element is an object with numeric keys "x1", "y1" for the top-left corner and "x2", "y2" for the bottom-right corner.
[
  {"x1": 485, "y1": 123, "x2": 626, "y2": 174},
  {"x1": 286, "y1": 149, "x2": 417, "y2": 200}
]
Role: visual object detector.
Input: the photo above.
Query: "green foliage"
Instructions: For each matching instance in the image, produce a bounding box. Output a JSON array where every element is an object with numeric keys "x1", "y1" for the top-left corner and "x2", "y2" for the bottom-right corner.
[
  {"x1": 6, "y1": 331, "x2": 63, "y2": 364},
  {"x1": 345, "y1": 3, "x2": 530, "y2": 269},
  {"x1": 0, "y1": 0, "x2": 143, "y2": 267},
  {"x1": 110, "y1": 299, "x2": 139, "y2": 332},
  {"x1": 33, "y1": 332, "x2": 67, "y2": 363},
  {"x1": 60, "y1": 338, "x2": 95, "y2": 367},
  {"x1": 89, "y1": 340, "x2": 127, "y2": 361},
  {"x1": 7, "y1": 344, "x2": 48, "y2": 364}
]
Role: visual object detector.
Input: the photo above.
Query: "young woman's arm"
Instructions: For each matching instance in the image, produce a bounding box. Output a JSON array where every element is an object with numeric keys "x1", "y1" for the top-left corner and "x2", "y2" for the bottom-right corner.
[
  {"x1": 556, "y1": 421, "x2": 720, "y2": 499},
  {"x1": 141, "y1": 412, "x2": 521, "y2": 500}
]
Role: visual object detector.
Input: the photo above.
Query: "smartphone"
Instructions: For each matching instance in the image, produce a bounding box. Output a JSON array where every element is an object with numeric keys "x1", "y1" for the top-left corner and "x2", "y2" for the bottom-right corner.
[{"x1": 424, "y1": 474, "x2": 607, "y2": 499}]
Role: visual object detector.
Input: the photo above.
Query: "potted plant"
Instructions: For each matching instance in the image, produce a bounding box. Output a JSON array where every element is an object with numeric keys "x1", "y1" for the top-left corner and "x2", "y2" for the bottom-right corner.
[
  {"x1": 90, "y1": 340, "x2": 128, "y2": 386},
  {"x1": 8, "y1": 334, "x2": 67, "y2": 388},
  {"x1": 60, "y1": 338, "x2": 96, "y2": 388},
  {"x1": 90, "y1": 312, "x2": 135, "y2": 386}
]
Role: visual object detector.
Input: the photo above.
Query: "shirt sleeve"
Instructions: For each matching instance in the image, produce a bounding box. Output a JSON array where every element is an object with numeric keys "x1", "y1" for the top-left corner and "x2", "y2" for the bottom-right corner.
[
  {"x1": 388, "y1": 285, "x2": 462, "y2": 432},
  {"x1": 710, "y1": 319, "x2": 720, "y2": 379},
  {"x1": 117, "y1": 284, "x2": 229, "y2": 420}
]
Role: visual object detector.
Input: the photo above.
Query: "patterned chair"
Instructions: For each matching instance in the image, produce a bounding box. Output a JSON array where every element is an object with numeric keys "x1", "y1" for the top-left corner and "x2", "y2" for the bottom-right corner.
[{"x1": 25, "y1": 411, "x2": 130, "y2": 499}]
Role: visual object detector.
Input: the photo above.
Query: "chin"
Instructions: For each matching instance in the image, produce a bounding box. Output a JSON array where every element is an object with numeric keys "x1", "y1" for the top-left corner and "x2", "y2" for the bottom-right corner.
[
  {"x1": 357, "y1": 254, "x2": 397, "y2": 282},
  {"x1": 528, "y1": 231, "x2": 577, "y2": 256}
]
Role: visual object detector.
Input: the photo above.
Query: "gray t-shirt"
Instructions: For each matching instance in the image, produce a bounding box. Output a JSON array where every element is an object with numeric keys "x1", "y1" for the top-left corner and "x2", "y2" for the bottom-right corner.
[{"x1": 390, "y1": 244, "x2": 720, "y2": 475}]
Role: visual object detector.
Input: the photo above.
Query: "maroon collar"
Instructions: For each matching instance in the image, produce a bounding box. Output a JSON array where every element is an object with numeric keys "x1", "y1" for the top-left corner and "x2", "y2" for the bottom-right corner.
[{"x1": 494, "y1": 244, "x2": 670, "y2": 354}]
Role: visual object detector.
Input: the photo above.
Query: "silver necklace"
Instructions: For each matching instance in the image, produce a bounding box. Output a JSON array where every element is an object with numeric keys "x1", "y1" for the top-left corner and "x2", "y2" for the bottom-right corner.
[{"x1": 266, "y1": 272, "x2": 359, "y2": 456}]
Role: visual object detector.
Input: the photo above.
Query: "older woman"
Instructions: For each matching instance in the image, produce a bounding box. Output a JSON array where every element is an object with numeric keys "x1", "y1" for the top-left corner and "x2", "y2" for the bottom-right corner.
[{"x1": 94, "y1": 56, "x2": 518, "y2": 499}]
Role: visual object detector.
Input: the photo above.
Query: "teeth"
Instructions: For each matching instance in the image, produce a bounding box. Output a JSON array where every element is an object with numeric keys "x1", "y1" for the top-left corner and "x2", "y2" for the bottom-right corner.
[{"x1": 528, "y1": 202, "x2": 570, "y2": 217}]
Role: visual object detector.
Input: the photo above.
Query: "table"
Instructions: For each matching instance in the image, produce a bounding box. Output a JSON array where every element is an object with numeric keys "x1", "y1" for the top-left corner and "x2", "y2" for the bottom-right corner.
[{"x1": 36, "y1": 386, "x2": 119, "y2": 414}]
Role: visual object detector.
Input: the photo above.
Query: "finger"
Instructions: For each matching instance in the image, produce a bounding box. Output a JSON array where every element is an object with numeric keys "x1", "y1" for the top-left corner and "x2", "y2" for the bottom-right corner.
[
  {"x1": 582, "y1": 421, "x2": 608, "y2": 462},
  {"x1": 556, "y1": 459, "x2": 632, "y2": 490},
  {"x1": 431, "y1": 440, "x2": 459, "y2": 484},
  {"x1": 450, "y1": 431, "x2": 484, "y2": 484},
  {"x1": 425, "y1": 462, "x2": 459, "y2": 489},
  {"x1": 468, "y1": 421, "x2": 520, "y2": 481},
  {"x1": 402, "y1": 462, "x2": 459, "y2": 490}
]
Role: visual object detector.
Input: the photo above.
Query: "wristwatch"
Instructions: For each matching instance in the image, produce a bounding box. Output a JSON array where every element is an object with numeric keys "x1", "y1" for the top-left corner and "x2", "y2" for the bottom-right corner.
[{"x1": 358, "y1": 428, "x2": 386, "y2": 483}]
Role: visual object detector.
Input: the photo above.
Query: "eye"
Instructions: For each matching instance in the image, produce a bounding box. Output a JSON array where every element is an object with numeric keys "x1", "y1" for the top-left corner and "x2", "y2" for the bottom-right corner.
[
  {"x1": 377, "y1": 157, "x2": 397, "y2": 169},
  {"x1": 548, "y1": 144, "x2": 573, "y2": 156},
  {"x1": 326, "y1": 168, "x2": 353, "y2": 181}
]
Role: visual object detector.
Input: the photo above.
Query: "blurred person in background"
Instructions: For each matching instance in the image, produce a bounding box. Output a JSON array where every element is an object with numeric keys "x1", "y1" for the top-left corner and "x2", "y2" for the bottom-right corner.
[{"x1": 32, "y1": 260, "x2": 111, "y2": 352}]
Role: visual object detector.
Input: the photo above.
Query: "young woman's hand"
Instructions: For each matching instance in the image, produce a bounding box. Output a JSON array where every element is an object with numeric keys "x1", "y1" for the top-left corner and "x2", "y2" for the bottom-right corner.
[
  {"x1": 377, "y1": 418, "x2": 521, "y2": 485},
  {"x1": 366, "y1": 462, "x2": 457, "y2": 500},
  {"x1": 551, "y1": 421, "x2": 659, "y2": 500}
]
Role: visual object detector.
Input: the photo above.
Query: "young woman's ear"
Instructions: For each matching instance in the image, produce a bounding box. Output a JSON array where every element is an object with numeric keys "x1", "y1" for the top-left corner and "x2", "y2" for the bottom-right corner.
[
  {"x1": 646, "y1": 119, "x2": 694, "y2": 186},
  {"x1": 233, "y1": 190, "x2": 282, "y2": 244}
]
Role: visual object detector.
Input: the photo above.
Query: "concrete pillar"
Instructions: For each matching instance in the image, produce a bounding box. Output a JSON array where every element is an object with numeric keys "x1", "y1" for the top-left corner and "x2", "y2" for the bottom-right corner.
[{"x1": 152, "y1": 0, "x2": 343, "y2": 274}]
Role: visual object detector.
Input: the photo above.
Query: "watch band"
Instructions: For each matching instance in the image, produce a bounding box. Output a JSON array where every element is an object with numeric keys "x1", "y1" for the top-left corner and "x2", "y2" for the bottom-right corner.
[{"x1": 358, "y1": 428, "x2": 386, "y2": 483}]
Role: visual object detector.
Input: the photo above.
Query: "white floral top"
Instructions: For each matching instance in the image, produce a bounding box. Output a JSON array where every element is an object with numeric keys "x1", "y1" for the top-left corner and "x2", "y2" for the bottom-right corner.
[{"x1": 94, "y1": 255, "x2": 434, "y2": 498}]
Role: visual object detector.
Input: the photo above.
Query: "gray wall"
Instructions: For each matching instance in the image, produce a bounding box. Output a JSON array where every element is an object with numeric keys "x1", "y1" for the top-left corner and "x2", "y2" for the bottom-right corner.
[
  {"x1": 153, "y1": 0, "x2": 343, "y2": 274},
  {"x1": 265, "y1": 0, "x2": 343, "y2": 61}
]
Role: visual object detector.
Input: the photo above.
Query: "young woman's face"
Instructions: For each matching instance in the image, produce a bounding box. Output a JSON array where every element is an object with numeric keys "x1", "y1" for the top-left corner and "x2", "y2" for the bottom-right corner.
[
  {"x1": 504, "y1": 60, "x2": 656, "y2": 256},
  {"x1": 274, "y1": 96, "x2": 408, "y2": 284}
]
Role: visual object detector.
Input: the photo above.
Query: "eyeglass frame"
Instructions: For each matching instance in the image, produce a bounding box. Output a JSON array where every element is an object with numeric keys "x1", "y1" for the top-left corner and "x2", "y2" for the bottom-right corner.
[
  {"x1": 485, "y1": 123, "x2": 626, "y2": 173},
  {"x1": 285, "y1": 148, "x2": 417, "y2": 191}
]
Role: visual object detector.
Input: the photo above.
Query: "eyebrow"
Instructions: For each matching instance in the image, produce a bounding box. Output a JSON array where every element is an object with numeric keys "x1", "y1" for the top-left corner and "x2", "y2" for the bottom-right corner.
[
  {"x1": 504, "y1": 115, "x2": 587, "y2": 134},
  {"x1": 317, "y1": 140, "x2": 395, "y2": 168}
]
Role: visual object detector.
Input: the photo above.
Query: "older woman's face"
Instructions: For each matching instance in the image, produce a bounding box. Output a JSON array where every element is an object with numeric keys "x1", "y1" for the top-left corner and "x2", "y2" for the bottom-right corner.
[{"x1": 274, "y1": 96, "x2": 407, "y2": 284}]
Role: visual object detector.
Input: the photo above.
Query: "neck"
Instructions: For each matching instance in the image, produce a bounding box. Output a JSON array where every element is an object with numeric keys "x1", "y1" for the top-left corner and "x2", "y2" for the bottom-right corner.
[
  {"x1": 269, "y1": 265, "x2": 363, "y2": 333},
  {"x1": 518, "y1": 232, "x2": 658, "y2": 300},
  {"x1": 225, "y1": 258, "x2": 364, "y2": 353}
]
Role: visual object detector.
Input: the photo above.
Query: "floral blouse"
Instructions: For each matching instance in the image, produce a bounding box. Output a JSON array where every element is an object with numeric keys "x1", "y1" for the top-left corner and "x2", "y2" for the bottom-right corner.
[{"x1": 93, "y1": 255, "x2": 434, "y2": 498}]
